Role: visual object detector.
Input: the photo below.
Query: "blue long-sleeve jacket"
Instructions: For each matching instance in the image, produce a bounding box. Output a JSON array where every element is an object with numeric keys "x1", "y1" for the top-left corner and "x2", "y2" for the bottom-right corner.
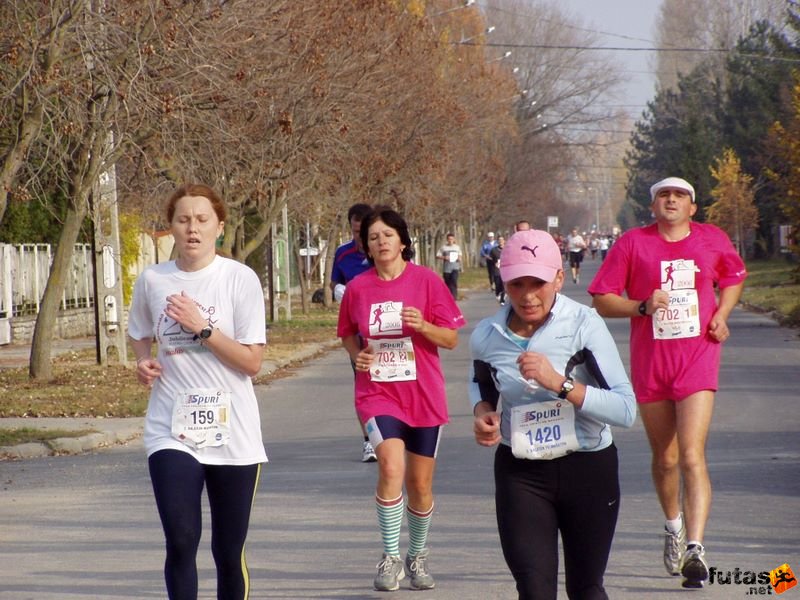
[{"x1": 469, "y1": 293, "x2": 636, "y2": 453}]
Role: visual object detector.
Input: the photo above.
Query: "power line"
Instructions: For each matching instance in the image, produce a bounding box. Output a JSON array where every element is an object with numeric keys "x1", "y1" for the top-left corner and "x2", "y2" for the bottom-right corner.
[
  {"x1": 462, "y1": 41, "x2": 800, "y2": 63},
  {"x1": 556, "y1": 126, "x2": 638, "y2": 135},
  {"x1": 479, "y1": 3, "x2": 657, "y2": 47},
  {"x1": 469, "y1": 41, "x2": 730, "y2": 53},
  {"x1": 569, "y1": 165, "x2": 630, "y2": 170}
]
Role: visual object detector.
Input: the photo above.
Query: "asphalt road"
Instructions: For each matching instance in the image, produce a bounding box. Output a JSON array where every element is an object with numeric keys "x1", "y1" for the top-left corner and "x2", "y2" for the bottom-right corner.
[{"x1": 1, "y1": 259, "x2": 799, "y2": 599}]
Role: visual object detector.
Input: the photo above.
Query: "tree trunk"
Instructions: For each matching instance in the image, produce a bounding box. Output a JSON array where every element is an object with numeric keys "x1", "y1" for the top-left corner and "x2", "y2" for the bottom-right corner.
[
  {"x1": 29, "y1": 199, "x2": 89, "y2": 380},
  {"x1": 321, "y1": 225, "x2": 340, "y2": 307},
  {"x1": 0, "y1": 102, "x2": 45, "y2": 224},
  {"x1": 294, "y1": 250, "x2": 309, "y2": 315}
]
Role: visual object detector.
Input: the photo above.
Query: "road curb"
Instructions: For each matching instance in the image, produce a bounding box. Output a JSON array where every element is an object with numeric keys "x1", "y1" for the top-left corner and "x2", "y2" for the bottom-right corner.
[
  {"x1": 256, "y1": 338, "x2": 340, "y2": 377},
  {"x1": 0, "y1": 420, "x2": 145, "y2": 460}
]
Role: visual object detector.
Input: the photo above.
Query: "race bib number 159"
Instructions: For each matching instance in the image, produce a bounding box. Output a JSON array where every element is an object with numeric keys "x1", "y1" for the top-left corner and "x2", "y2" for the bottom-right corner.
[{"x1": 171, "y1": 388, "x2": 231, "y2": 449}]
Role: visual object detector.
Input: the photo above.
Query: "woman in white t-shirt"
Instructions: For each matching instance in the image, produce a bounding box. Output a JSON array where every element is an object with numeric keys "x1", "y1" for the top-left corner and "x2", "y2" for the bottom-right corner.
[{"x1": 128, "y1": 184, "x2": 266, "y2": 600}]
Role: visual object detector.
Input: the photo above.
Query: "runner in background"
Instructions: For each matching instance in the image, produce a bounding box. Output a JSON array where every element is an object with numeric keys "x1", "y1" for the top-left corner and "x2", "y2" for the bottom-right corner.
[
  {"x1": 565, "y1": 227, "x2": 586, "y2": 284},
  {"x1": 331, "y1": 203, "x2": 377, "y2": 462},
  {"x1": 480, "y1": 231, "x2": 498, "y2": 291},
  {"x1": 436, "y1": 232, "x2": 463, "y2": 300}
]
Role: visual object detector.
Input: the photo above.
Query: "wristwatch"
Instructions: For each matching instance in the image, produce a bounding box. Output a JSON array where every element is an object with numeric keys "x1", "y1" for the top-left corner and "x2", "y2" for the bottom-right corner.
[
  {"x1": 198, "y1": 325, "x2": 213, "y2": 340},
  {"x1": 638, "y1": 301, "x2": 648, "y2": 316},
  {"x1": 558, "y1": 377, "x2": 574, "y2": 399}
]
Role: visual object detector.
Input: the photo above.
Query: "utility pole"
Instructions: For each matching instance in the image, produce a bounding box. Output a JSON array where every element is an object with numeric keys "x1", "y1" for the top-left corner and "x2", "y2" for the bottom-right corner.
[
  {"x1": 268, "y1": 204, "x2": 291, "y2": 321},
  {"x1": 87, "y1": 0, "x2": 126, "y2": 365},
  {"x1": 594, "y1": 188, "x2": 601, "y2": 232},
  {"x1": 91, "y1": 153, "x2": 127, "y2": 365}
]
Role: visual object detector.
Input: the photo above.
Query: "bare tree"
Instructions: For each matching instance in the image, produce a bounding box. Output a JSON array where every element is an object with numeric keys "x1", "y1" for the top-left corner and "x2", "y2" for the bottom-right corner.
[
  {"x1": 132, "y1": 0, "x2": 519, "y2": 268},
  {"x1": 3, "y1": 0, "x2": 558, "y2": 364},
  {"x1": 20, "y1": 1, "x2": 212, "y2": 379},
  {"x1": 0, "y1": 1, "x2": 85, "y2": 224},
  {"x1": 479, "y1": 0, "x2": 628, "y2": 229}
]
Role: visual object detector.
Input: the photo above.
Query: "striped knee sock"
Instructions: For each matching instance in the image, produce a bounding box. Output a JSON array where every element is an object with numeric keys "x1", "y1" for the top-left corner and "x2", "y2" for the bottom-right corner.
[
  {"x1": 376, "y1": 494, "x2": 404, "y2": 556},
  {"x1": 406, "y1": 503, "x2": 434, "y2": 557}
]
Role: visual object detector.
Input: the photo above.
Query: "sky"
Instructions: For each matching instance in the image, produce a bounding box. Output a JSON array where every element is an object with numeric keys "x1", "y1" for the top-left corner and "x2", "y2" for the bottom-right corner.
[{"x1": 534, "y1": 0, "x2": 663, "y2": 119}]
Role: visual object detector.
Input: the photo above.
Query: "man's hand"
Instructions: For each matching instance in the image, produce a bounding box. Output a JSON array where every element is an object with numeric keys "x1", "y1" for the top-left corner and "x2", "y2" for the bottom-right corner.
[{"x1": 708, "y1": 313, "x2": 731, "y2": 343}]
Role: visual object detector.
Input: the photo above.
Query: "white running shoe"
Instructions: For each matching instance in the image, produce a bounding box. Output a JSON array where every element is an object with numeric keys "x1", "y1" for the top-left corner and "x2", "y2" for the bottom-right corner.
[
  {"x1": 362, "y1": 440, "x2": 377, "y2": 463},
  {"x1": 663, "y1": 523, "x2": 686, "y2": 576},
  {"x1": 681, "y1": 543, "x2": 709, "y2": 588}
]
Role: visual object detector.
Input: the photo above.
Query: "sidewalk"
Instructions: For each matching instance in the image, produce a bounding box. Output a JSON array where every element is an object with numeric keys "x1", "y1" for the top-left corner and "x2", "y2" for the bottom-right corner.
[{"x1": 0, "y1": 337, "x2": 341, "y2": 460}]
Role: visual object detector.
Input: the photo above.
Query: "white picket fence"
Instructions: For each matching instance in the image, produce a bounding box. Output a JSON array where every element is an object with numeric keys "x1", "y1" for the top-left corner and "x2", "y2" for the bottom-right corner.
[{"x1": 0, "y1": 243, "x2": 94, "y2": 343}]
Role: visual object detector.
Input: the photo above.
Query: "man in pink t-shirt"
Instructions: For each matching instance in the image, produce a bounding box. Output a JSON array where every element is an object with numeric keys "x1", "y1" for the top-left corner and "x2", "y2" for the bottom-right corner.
[{"x1": 588, "y1": 177, "x2": 746, "y2": 590}]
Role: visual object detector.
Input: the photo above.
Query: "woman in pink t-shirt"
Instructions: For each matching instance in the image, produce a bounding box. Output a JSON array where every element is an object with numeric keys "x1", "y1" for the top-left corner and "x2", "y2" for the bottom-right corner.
[{"x1": 337, "y1": 208, "x2": 465, "y2": 592}]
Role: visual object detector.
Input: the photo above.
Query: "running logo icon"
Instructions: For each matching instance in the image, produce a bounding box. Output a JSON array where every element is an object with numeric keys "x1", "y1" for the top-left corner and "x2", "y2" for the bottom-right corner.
[
  {"x1": 368, "y1": 301, "x2": 403, "y2": 336},
  {"x1": 771, "y1": 564, "x2": 797, "y2": 594}
]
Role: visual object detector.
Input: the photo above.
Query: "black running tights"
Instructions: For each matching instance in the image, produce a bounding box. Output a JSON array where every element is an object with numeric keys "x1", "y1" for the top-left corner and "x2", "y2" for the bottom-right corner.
[
  {"x1": 148, "y1": 449, "x2": 261, "y2": 600},
  {"x1": 494, "y1": 443, "x2": 619, "y2": 600}
]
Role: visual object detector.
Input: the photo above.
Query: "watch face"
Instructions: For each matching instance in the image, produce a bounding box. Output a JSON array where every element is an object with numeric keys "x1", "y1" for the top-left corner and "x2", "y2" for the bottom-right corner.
[{"x1": 199, "y1": 326, "x2": 212, "y2": 339}]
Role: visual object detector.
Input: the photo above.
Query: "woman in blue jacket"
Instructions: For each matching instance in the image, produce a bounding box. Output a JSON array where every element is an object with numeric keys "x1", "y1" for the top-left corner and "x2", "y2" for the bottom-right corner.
[{"x1": 469, "y1": 229, "x2": 636, "y2": 600}]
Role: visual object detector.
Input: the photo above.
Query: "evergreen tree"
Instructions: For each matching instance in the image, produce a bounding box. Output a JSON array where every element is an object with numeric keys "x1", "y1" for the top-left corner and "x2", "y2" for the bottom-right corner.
[
  {"x1": 723, "y1": 20, "x2": 798, "y2": 256},
  {"x1": 765, "y1": 76, "x2": 800, "y2": 273},
  {"x1": 0, "y1": 191, "x2": 89, "y2": 245},
  {"x1": 624, "y1": 61, "x2": 724, "y2": 225}
]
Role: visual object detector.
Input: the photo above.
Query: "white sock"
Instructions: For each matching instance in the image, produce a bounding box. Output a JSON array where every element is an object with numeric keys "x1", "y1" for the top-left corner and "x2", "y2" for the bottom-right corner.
[{"x1": 665, "y1": 514, "x2": 683, "y2": 533}]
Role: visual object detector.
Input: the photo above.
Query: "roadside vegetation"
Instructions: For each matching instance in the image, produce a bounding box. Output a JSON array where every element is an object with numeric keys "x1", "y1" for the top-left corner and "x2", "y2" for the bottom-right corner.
[
  {"x1": 0, "y1": 304, "x2": 341, "y2": 422},
  {"x1": 0, "y1": 427, "x2": 93, "y2": 447},
  {"x1": 739, "y1": 259, "x2": 800, "y2": 326},
  {"x1": 0, "y1": 261, "x2": 797, "y2": 446}
]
